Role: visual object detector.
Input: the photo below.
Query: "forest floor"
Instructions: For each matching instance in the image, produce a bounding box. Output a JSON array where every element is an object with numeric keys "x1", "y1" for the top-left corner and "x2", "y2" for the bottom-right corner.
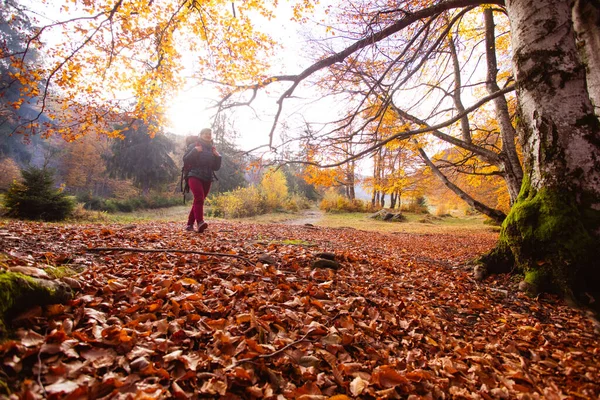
[{"x1": 0, "y1": 218, "x2": 598, "y2": 399}]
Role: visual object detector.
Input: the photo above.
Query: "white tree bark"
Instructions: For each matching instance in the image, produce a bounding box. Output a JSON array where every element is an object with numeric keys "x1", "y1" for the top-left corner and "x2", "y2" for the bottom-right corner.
[
  {"x1": 573, "y1": 0, "x2": 600, "y2": 115},
  {"x1": 483, "y1": 0, "x2": 600, "y2": 299},
  {"x1": 506, "y1": 0, "x2": 600, "y2": 215}
]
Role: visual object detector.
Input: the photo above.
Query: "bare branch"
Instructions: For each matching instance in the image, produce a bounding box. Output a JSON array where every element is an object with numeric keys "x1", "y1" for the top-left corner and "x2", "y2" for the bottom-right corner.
[
  {"x1": 217, "y1": 0, "x2": 504, "y2": 147},
  {"x1": 286, "y1": 84, "x2": 514, "y2": 169}
]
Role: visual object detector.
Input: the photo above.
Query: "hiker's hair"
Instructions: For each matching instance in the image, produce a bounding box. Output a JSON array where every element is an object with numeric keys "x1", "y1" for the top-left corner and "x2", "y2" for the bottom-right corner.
[
  {"x1": 200, "y1": 128, "x2": 212, "y2": 137},
  {"x1": 185, "y1": 135, "x2": 199, "y2": 146}
]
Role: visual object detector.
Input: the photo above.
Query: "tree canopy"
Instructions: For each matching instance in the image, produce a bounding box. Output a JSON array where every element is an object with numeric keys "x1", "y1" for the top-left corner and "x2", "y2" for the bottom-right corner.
[{"x1": 0, "y1": 0, "x2": 289, "y2": 139}]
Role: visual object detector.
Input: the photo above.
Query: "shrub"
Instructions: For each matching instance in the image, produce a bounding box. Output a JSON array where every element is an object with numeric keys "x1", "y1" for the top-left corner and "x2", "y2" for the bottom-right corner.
[
  {"x1": 260, "y1": 168, "x2": 289, "y2": 211},
  {"x1": 208, "y1": 186, "x2": 265, "y2": 218},
  {"x1": 70, "y1": 203, "x2": 110, "y2": 222},
  {"x1": 4, "y1": 167, "x2": 75, "y2": 221},
  {"x1": 434, "y1": 203, "x2": 453, "y2": 217},
  {"x1": 401, "y1": 195, "x2": 429, "y2": 214},
  {"x1": 284, "y1": 193, "x2": 312, "y2": 212},
  {"x1": 465, "y1": 207, "x2": 479, "y2": 216},
  {"x1": 76, "y1": 193, "x2": 181, "y2": 213},
  {"x1": 319, "y1": 190, "x2": 365, "y2": 213}
]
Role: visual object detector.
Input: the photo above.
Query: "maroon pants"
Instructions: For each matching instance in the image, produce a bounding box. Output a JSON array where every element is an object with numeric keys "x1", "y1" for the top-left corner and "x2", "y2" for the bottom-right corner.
[{"x1": 187, "y1": 177, "x2": 212, "y2": 226}]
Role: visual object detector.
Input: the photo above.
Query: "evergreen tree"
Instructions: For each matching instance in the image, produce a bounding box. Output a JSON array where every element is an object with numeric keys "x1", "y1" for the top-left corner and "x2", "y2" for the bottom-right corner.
[
  {"x1": 210, "y1": 119, "x2": 248, "y2": 194},
  {"x1": 105, "y1": 122, "x2": 178, "y2": 192},
  {"x1": 4, "y1": 166, "x2": 74, "y2": 221},
  {"x1": 282, "y1": 165, "x2": 320, "y2": 201}
]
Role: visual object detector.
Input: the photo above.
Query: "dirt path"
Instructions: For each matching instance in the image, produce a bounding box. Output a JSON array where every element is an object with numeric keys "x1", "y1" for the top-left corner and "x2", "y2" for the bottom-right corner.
[{"x1": 282, "y1": 207, "x2": 324, "y2": 225}]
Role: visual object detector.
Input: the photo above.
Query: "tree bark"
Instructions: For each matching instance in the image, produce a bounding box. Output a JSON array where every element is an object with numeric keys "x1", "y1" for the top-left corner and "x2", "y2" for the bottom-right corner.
[
  {"x1": 449, "y1": 38, "x2": 472, "y2": 143},
  {"x1": 484, "y1": 8, "x2": 523, "y2": 203},
  {"x1": 346, "y1": 161, "x2": 356, "y2": 200},
  {"x1": 390, "y1": 192, "x2": 397, "y2": 209},
  {"x1": 573, "y1": 0, "x2": 600, "y2": 115},
  {"x1": 483, "y1": 0, "x2": 600, "y2": 304}
]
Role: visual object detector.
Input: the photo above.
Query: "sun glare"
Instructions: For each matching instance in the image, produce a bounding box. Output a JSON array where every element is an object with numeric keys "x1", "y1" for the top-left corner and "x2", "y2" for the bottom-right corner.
[{"x1": 166, "y1": 89, "x2": 215, "y2": 137}]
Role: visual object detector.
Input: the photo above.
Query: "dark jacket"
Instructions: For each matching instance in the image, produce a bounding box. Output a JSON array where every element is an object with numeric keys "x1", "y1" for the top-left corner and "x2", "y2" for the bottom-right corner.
[{"x1": 183, "y1": 139, "x2": 222, "y2": 182}]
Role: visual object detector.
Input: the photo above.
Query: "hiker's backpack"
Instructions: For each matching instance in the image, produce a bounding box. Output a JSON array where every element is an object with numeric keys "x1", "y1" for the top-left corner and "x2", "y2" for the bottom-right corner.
[
  {"x1": 179, "y1": 145, "x2": 222, "y2": 203},
  {"x1": 180, "y1": 145, "x2": 196, "y2": 200}
]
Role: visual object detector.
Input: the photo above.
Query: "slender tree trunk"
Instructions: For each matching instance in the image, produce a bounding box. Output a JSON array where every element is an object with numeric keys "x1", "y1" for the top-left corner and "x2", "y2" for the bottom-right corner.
[
  {"x1": 347, "y1": 162, "x2": 356, "y2": 200},
  {"x1": 483, "y1": 0, "x2": 600, "y2": 304},
  {"x1": 449, "y1": 37, "x2": 472, "y2": 143},
  {"x1": 372, "y1": 149, "x2": 381, "y2": 207},
  {"x1": 484, "y1": 8, "x2": 523, "y2": 204}
]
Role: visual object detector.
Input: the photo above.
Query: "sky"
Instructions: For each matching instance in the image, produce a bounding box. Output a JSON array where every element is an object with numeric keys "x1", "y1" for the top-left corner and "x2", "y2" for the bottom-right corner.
[{"x1": 164, "y1": 1, "x2": 332, "y2": 151}]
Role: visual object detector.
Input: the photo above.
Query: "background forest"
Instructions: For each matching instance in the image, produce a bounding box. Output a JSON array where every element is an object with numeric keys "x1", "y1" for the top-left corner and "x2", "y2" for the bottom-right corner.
[
  {"x1": 0, "y1": 0, "x2": 511, "y2": 223},
  {"x1": 0, "y1": 119, "x2": 508, "y2": 221}
]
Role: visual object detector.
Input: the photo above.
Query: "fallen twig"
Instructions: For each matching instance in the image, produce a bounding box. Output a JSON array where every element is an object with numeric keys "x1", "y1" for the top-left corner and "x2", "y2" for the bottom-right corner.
[
  {"x1": 487, "y1": 287, "x2": 509, "y2": 297},
  {"x1": 37, "y1": 330, "x2": 48, "y2": 397},
  {"x1": 85, "y1": 247, "x2": 253, "y2": 266}
]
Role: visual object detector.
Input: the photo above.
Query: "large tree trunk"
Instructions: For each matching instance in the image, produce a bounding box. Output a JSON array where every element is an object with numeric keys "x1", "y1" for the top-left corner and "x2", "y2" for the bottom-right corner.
[{"x1": 483, "y1": 0, "x2": 600, "y2": 305}]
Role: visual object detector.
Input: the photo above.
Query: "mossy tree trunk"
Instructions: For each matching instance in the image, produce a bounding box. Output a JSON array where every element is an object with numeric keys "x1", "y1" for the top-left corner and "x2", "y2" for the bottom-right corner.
[
  {"x1": 483, "y1": 0, "x2": 600, "y2": 304},
  {"x1": 0, "y1": 272, "x2": 72, "y2": 338}
]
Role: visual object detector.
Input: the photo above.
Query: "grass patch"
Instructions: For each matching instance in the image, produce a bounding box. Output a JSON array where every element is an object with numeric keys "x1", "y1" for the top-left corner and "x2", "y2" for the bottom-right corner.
[
  {"x1": 45, "y1": 266, "x2": 80, "y2": 279},
  {"x1": 317, "y1": 212, "x2": 497, "y2": 234},
  {"x1": 26, "y1": 202, "x2": 498, "y2": 236},
  {"x1": 236, "y1": 212, "x2": 299, "y2": 224},
  {"x1": 276, "y1": 239, "x2": 315, "y2": 246}
]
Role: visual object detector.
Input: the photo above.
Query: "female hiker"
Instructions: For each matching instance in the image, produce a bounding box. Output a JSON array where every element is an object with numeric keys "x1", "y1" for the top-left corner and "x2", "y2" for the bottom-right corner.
[{"x1": 183, "y1": 128, "x2": 221, "y2": 232}]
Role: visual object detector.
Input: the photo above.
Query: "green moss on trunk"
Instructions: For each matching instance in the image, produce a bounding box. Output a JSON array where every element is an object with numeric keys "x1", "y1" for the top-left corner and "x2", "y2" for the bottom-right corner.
[
  {"x1": 483, "y1": 176, "x2": 600, "y2": 304},
  {"x1": 0, "y1": 272, "x2": 72, "y2": 338}
]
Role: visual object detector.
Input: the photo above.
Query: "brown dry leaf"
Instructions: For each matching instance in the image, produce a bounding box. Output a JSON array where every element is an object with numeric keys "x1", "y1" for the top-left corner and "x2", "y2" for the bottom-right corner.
[
  {"x1": 200, "y1": 378, "x2": 227, "y2": 396},
  {"x1": 81, "y1": 348, "x2": 117, "y2": 368},
  {"x1": 44, "y1": 379, "x2": 80, "y2": 396},
  {"x1": 350, "y1": 376, "x2": 369, "y2": 396},
  {"x1": 17, "y1": 329, "x2": 45, "y2": 347},
  {"x1": 371, "y1": 366, "x2": 412, "y2": 389}
]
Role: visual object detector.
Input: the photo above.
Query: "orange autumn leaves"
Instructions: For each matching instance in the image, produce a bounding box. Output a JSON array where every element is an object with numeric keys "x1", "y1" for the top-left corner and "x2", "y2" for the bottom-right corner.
[{"x1": 5, "y1": 0, "x2": 283, "y2": 140}]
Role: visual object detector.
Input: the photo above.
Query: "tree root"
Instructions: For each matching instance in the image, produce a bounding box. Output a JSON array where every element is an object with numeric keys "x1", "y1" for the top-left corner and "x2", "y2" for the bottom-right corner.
[{"x1": 85, "y1": 247, "x2": 254, "y2": 266}]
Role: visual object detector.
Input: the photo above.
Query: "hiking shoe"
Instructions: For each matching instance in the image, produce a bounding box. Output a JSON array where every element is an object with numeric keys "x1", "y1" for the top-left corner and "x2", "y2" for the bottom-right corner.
[
  {"x1": 197, "y1": 221, "x2": 208, "y2": 233},
  {"x1": 185, "y1": 225, "x2": 194, "y2": 231}
]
